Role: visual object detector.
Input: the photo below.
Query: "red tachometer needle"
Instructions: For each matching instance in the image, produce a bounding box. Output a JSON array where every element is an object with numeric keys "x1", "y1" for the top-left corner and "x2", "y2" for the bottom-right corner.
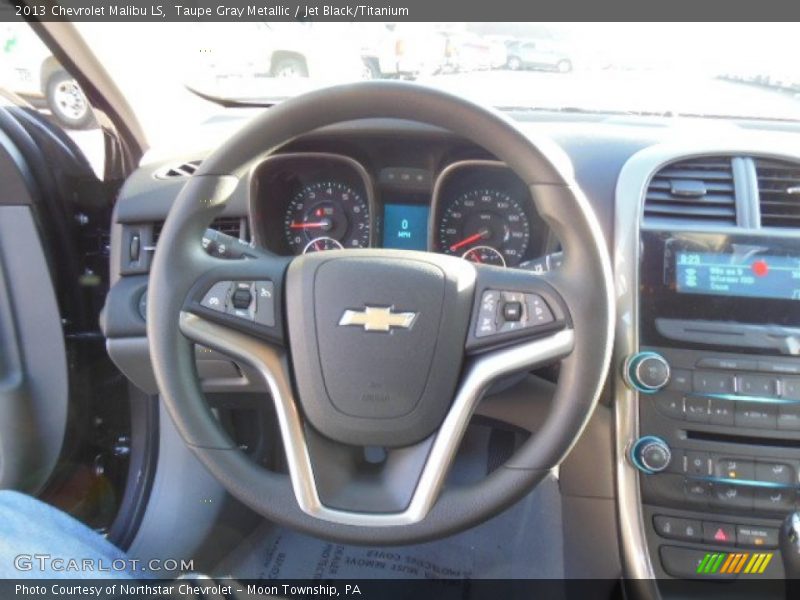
[
  {"x1": 449, "y1": 232, "x2": 484, "y2": 252},
  {"x1": 290, "y1": 221, "x2": 327, "y2": 230}
]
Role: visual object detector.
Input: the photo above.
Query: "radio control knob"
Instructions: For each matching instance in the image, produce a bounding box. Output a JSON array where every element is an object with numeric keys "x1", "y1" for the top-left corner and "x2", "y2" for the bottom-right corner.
[
  {"x1": 630, "y1": 436, "x2": 672, "y2": 474},
  {"x1": 624, "y1": 352, "x2": 671, "y2": 393}
]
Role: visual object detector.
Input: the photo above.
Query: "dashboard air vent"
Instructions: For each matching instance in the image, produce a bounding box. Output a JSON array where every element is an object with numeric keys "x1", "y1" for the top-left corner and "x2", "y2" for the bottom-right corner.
[
  {"x1": 152, "y1": 217, "x2": 248, "y2": 244},
  {"x1": 154, "y1": 160, "x2": 201, "y2": 179},
  {"x1": 755, "y1": 158, "x2": 800, "y2": 228},
  {"x1": 644, "y1": 157, "x2": 736, "y2": 226}
]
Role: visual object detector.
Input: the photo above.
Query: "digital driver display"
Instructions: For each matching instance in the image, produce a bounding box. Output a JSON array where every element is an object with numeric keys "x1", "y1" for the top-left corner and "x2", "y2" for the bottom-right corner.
[
  {"x1": 382, "y1": 203, "x2": 429, "y2": 251},
  {"x1": 675, "y1": 251, "x2": 800, "y2": 301}
]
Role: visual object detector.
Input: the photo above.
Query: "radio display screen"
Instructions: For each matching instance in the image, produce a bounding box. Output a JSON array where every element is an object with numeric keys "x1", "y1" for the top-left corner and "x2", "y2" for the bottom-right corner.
[{"x1": 675, "y1": 250, "x2": 800, "y2": 301}]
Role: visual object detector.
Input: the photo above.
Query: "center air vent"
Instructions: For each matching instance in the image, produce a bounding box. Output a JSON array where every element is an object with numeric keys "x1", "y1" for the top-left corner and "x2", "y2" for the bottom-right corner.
[
  {"x1": 154, "y1": 160, "x2": 201, "y2": 179},
  {"x1": 644, "y1": 157, "x2": 736, "y2": 226},
  {"x1": 755, "y1": 158, "x2": 800, "y2": 228},
  {"x1": 152, "y1": 216, "x2": 248, "y2": 244}
]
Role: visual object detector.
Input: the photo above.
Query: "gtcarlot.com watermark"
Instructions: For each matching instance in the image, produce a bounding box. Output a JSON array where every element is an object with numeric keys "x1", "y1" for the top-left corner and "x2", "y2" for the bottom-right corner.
[{"x1": 14, "y1": 554, "x2": 193, "y2": 574}]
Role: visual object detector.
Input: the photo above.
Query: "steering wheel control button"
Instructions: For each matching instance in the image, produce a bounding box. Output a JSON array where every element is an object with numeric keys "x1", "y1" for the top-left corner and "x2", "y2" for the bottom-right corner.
[
  {"x1": 253, "y1": 280, "x2": 275, "y2": 327},
  {"x1": 475, "y1": 289, "x2": 555, "y2": 338},
  {"x1": 231, "y1": 288, "x2": 253, "y2": 309},
  {"x1": 630, "y1": 436, "x2": 671, "y2": 474},
  {"x1": 624, "y1": 352, "x2": 671, "y2": 393},
  {"x1": 201, "y1": 281, "x2": 232, "y2": 312},
  {"x1": 226, "y1": 282, "x2": 256, "y2": 320},
  {"x1": 502, "y1": 301, "x2": 523, "y2": 322}
]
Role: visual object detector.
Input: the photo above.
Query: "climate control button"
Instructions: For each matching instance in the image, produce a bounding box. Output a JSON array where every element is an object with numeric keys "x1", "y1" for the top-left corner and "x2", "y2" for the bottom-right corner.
[{"x1": 630, "y1": 436, "x2": 672, "y2": 474}]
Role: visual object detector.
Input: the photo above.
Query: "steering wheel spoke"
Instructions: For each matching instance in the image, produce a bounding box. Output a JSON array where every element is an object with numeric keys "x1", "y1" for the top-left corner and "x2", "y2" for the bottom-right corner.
[
  {"x1": 467, "y1": 263, "x2": 571, "y2": 354},
  {"x1": 182, "y1": 250, "x2": 291, "y2": 347}
]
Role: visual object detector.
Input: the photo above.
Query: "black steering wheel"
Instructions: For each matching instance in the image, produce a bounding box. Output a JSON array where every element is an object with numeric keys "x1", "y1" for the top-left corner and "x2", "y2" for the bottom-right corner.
[{"x1": 147, "y1": 81, "x2": 613, "y2": 544}]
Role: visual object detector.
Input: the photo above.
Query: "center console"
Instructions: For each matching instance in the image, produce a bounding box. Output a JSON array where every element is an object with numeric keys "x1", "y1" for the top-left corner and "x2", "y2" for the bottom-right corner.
[
  {"x1": 634, "y1": 231, "x2": 800, "y2": 580},
  {"x1": 615, "y1": 145, "x2": 800, "y2": 591}
]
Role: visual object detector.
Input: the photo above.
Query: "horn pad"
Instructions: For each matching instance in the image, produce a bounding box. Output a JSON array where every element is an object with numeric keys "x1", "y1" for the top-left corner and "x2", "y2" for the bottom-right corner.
[{"x1": 286, "y1": 251, "x2": 476, "y2": 447}]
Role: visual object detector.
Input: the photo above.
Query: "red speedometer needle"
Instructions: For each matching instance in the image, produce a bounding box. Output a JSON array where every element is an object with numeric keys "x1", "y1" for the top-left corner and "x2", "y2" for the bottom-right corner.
[
  {"x1": 449, "y1": 231, "x2": 485, "y2": 252},
  {"x1": 290, "y1": 221, "x2": 327, "y2": 230}
]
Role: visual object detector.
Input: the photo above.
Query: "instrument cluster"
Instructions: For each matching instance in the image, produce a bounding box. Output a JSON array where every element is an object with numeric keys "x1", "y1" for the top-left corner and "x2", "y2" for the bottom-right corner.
[{"x1": 250, "y1": 154, "x2": 553, "y2": 268}]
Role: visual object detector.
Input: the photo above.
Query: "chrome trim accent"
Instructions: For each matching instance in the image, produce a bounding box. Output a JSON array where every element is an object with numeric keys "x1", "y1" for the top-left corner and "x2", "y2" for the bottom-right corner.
[
  {"x1": 338, "y1": 306, "x2": 418, "y2": 332},
  {"x1": 180, "y1": 311, "x2": 573, "y2": 527},
  {"x1": 614, "y1": 141, "x2": 800, "y2": 588}
]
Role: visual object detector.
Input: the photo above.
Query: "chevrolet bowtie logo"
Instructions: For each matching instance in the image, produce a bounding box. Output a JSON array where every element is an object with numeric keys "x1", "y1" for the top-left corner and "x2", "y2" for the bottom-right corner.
[{"x1": 338, "y1": 306, "x2": 417, "y2": 332}]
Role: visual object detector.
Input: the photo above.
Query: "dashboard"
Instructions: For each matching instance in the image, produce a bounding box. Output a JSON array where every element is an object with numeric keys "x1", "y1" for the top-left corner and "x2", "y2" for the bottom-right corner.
[
  {"x1": 250, "y1": 152, "x2": 553, "y2": 268},
  {"x1": 101, "y1": 112, "x2": 800, "y2": 593}
]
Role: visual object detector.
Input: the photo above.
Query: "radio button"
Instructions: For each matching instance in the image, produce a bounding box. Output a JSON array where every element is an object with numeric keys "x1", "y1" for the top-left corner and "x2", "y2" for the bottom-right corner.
[
  {"x1": 693, "y1": 371, "x2": 735, "y2": 394},
  {"x1": 778, "y1": 404, "x2": 800, "y2": 431},
  {"x1": 754, "y1": 488, "x2": 795, "y2": 512},
  {"x1": 737, "y1": 375, "x2": 778, "y2": 397},
  {"x1": 735, "y1": 402, "x2": 777, "y2": 429},
  {"x1": 755, "y1": 462, "x2": 794, "y2": 486},
  {"x1": 715, "y1": 458, "x2": 755, "y2": 481},
  {"x1": 759, "y1": 361, "x2": 800, "y2": 375},
  {"x1": 667, "y1": 369, "x2": 693, "y2": 392},
  {"x1": 655, "y1": 395, "x2": 685, "y2": 420},
  {"x1": 685, "y1": 397, "x2": 710, "y2": 423},
  {"x1": 709, "y1": 399, "x2": 735, "y2": 426},
  {"x1": 783, "y1": 377, "x2": 800, "y2": 400},
  {"x1": 697, "y1": 357, "x2": 758, "y2": 371}
]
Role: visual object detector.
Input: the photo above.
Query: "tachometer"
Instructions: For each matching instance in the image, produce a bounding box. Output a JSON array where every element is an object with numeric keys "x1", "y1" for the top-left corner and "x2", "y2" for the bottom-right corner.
[
  {"x1": 436, "y1": 188, "x2": 530, "y2": 267},
  {"x1": 283, "y1": 181, "x2": 370, "y2": 254}
]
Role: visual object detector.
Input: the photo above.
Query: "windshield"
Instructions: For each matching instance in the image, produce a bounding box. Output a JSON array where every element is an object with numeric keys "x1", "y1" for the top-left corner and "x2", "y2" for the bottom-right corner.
[{"x1": 6, "y1": 22, "x2": 800, "y2": 151}]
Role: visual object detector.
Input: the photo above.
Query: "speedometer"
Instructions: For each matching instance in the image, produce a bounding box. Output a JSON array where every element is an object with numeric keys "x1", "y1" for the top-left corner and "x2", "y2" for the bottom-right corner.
[
  {"x1": 436, "y1": 188, "x2": 530, "y2": 267},
  {"x1": 283, "y1": 181, "x2": 370, "y2": 254}
]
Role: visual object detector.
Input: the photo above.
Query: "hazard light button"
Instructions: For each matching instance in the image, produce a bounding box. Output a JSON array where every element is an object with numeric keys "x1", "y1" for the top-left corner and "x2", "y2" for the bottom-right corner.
[{"x1": 702, "y1": 521, "x2": 736, "y2": 546}]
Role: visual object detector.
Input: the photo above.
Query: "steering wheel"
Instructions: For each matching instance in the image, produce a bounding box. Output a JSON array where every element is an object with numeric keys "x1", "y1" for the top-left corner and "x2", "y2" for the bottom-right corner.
[{"x1": 148, "y1": 81, "x2": 613, "y2": 544}]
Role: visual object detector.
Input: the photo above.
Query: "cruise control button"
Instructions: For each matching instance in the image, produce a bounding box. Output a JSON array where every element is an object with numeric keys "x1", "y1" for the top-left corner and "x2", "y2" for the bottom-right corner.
[
  {"x1": 755, "y1": 462, "x2": 794, "y2": 485},
  {"x1": 200, "y1": 281, "x2": 232, "y2": 312},
  {"x1": 653, "y1": 515, "x2": 702, "y2": 542},
  {"x1": 254, "y1": 280, "x2": 275, "y2": 327},
  {"x1": 736, "y1": 525, "x2": 779, "y2": 549},
  {"x1": 703, "y1": 521, "x2": 735, "y2": 545},
  {"x1": 735, "y1": 402, "x2": 777, "y2": 429},
  {"x1": 693, "y1": 371, "x2": 735, "y2": 394}
]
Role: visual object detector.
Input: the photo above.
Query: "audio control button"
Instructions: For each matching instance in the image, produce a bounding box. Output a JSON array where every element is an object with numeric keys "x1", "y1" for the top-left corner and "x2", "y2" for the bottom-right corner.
[
  {"x1": 685, "y1": 396, "x2": 710, "y2": 423},
  {"x1": 693, "y1": 371, "x2": 735, "y2": 394},
  {"x1": 625, "y1": 352, "x2": 670, "y2": 393},
  {"x1": 655, "y1": 395, "x2": 684, "y2": 420},
  {"x1": 710, "y1": 399, "x2": 735, "y2": 426}
]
